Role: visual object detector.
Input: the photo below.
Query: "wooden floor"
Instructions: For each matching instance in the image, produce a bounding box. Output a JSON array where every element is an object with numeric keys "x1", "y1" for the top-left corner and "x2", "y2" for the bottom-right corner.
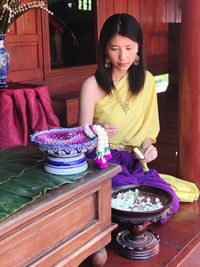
[{"x1": 100, "y1": 198, "x2": 200, "y2": 267}]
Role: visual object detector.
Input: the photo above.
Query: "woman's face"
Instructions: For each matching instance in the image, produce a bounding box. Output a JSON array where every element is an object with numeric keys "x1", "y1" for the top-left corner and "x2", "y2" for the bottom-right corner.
[{"x1": 106, "y1": 34, "x2": 139, "y2": 73}]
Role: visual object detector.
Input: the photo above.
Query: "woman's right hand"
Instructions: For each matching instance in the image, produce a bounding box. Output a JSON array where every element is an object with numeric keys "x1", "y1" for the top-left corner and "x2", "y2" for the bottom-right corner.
[{"x1": 100, "y1": 123, "x2": 118, "y2": 137}]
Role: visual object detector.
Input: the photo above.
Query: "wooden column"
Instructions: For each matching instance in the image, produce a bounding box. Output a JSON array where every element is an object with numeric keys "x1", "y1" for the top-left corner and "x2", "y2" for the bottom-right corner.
[{"x1": 178, "y1": 0, "x2": 200, "y2": 186}]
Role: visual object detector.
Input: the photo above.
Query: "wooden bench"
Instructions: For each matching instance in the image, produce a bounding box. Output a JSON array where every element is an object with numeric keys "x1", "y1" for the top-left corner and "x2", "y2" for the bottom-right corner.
[{"x1": 51, "y1": 91, "x2": 79, "y2": 127}]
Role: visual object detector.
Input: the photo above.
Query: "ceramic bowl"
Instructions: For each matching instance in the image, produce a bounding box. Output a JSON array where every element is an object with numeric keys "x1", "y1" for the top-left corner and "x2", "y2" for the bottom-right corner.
[
  {"x1": 30, "y1": 127, "x2": 97, "y2": 157},
  {"x1": 30, "y1": 127, "x2": 97, "y2": 175}
]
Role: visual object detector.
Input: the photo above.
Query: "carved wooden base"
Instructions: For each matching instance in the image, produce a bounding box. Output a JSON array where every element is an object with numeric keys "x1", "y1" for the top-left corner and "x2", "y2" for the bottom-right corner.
[{"x1": 114, "y1": 227, "x2": 160, "y2": 260}]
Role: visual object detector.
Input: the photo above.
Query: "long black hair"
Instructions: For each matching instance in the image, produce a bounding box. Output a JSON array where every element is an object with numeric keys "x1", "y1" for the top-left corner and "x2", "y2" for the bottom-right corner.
[{"x1": 95, "y1": 13, "x2": 146, "y2": 94}]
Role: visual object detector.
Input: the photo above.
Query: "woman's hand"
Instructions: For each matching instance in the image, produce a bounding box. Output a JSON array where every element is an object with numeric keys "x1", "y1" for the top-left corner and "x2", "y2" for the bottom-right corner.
[
  {"x1": 142, "y1": 144, "x2": 158, "y2": 163},
  {"x1": 141, "y1": 138, "x2": 158, "y2": 163},
  {"x1": 100, "y1": 123, "x2": 118, "y2": 137}
]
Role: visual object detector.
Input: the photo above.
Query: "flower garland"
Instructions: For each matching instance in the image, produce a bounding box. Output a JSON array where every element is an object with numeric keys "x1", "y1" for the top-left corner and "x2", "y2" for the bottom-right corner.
[{"x1": 83, "y1": 124, "x2": 112, "y2": 168}]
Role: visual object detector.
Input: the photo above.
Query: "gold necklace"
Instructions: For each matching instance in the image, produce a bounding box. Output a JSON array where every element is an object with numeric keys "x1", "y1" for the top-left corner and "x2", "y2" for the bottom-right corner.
[{"x1": 114, "y1": 89, "x2": 130, "y2": 115}]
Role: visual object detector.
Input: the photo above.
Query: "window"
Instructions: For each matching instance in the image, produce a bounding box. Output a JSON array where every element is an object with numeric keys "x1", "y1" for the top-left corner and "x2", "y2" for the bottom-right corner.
[
  {"x1": 48, "y1": 0, "x2": 96, "y2": 69},
  {"x1": 154, "y1": 73, "x2": 169, "y2": 93}
]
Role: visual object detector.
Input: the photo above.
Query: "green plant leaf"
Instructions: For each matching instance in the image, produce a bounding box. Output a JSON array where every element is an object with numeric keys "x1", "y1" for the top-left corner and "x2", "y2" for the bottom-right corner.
[{"x1": 0, "y1": 146, "x2": 91, "y2": 221}]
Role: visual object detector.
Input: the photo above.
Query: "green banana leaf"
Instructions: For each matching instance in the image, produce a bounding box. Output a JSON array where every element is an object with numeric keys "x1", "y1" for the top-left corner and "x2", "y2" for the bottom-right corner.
[
  {"x1": 0, "y1": 146, "x2": 45, "y2": 184},
  {"x1": 0, "y1": 146, "x2": 90, "y2": 221}
]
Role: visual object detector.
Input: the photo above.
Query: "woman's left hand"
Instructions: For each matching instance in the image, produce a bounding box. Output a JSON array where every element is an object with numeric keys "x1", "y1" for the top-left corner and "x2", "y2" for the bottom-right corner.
[{"x1": 142, "y1": 144, "x2": 158, "y2": 163}]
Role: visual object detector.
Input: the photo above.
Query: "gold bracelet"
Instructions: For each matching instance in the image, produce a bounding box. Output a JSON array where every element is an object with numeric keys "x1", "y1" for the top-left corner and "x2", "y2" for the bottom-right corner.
[{"x1": 109, "y1": 143, "x2": 134, "y2": 153}]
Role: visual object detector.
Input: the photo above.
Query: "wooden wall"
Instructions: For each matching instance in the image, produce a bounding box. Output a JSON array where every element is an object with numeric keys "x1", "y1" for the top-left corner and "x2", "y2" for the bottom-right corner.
[
  {"x1": 5, "y1": 10, "x2": 44, "y2": 83},
  {"x1": 5, "y1": 0, "x2": 182, "y2": 96}
]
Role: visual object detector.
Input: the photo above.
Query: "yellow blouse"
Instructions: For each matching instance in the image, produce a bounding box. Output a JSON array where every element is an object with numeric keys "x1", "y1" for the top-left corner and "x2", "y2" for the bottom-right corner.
[{"x1": 94, "y1": 71, "x2": 160, "y2": 147}]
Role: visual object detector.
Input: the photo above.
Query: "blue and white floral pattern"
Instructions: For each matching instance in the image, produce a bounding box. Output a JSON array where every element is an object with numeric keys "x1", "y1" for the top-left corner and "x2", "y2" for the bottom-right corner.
[
  {"x1": 30, "y1": 127, "x2": 98, "y2": 175},
  {"x1": 30, "y1": 127, "x2": 97, "y2": 157}
]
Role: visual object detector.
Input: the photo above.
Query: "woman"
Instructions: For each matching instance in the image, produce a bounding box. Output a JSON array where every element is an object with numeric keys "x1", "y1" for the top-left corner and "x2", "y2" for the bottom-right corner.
[{"x1": 79, "y1": 13, "x2": 179, "y2": 222}]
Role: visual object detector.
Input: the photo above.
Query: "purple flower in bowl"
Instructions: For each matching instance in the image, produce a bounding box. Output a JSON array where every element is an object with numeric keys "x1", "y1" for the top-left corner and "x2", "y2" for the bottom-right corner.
[{"x1": 30, "y1": 127, "x2": 97, "y2": 157}]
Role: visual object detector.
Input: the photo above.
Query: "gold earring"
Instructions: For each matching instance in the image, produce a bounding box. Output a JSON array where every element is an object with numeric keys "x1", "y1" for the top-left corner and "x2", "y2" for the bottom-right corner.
[
  {"x1": 105, "y1": 56, "x2": 111, "y2": 68},
  {"x1": 134, "y1": 54, "x2": 140, "y2": 66}
]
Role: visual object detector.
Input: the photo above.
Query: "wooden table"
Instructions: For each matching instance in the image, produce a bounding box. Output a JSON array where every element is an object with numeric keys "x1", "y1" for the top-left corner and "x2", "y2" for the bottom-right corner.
[{"x1": 0, "y1": 160, "x2": 120, "y2": 267}]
